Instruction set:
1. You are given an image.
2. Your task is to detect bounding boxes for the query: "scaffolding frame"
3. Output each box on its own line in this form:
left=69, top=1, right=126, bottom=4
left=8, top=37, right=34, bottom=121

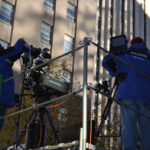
left=2, top=37, right=150, bottom=150
left=2, top=37, right=94, bottom=150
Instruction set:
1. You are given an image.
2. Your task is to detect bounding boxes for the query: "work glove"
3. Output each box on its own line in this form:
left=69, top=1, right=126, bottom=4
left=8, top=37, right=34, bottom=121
left=116, top=72, right=128, bottom=82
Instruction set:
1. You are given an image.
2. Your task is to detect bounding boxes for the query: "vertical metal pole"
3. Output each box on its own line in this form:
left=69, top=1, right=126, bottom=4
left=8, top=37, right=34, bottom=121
left=133, top=0, right=135, bottom=37
left=82, top=37, right=88, bottom=150
left=79, top=128, right=83, bottom=150
left=144, top=0, right=146, bottom=43
left=121, top=0, right=125, bottom=35
left=92, top=0, right=102, bottom=143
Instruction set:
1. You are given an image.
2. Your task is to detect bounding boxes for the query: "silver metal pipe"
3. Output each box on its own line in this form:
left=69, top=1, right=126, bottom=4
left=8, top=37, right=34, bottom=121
left=82, top=37, right=88, bottom=150
left=0, top=88, right=83, bottom=120
left=4, top=45, right=84, bottom=83
left=79, top=128, right=83, bottom=150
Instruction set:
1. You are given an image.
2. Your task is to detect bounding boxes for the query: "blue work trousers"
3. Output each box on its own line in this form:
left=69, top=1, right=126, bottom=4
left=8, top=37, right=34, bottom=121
left=120, top=99, right=150, bottom=150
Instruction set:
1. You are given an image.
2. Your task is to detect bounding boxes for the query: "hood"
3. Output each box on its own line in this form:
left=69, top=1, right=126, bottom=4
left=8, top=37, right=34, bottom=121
left=128, top=43, right=149, bottom=53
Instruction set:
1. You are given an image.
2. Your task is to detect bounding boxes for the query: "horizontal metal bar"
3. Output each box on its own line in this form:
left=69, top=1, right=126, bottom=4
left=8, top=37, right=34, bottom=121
left=0, top=88, right=83, bottom=120
left=4, top=45, right=84, bottom=83
left=90, top=41, right=150, bottom=81
left=88, top=84, right=150, bottom=120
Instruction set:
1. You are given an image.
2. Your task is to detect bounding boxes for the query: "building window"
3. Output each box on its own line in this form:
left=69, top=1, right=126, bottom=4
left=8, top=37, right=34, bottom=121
left=66, top=2, right=76, bottom=23
left=0, top=1, right=14, bottom=24
left=0, top=40, right=8, bottom=49
left=44, top=0, right=54, bottom=10
left=61, top=69, right=71, bottom=83
left=40, top=22, right=52, bottom=45
left=64, top=34, right=74, bottom=53
left=58, top=108, right=68, bottom=121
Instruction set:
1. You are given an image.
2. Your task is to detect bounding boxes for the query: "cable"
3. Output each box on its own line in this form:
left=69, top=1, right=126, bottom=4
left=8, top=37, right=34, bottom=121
left=0, top=88, right=83, bottom=121
left=89, top=90, right=93, bottom=150
left=37, top=95, right=74, bottom=109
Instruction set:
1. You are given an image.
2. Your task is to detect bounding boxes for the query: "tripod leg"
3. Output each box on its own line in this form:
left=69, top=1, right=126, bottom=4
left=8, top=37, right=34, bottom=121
left=96, top=98, right=113, bottom=138
left=13, top=110, right=35, bottom=149
left=45, top=109, right=60, bottom=143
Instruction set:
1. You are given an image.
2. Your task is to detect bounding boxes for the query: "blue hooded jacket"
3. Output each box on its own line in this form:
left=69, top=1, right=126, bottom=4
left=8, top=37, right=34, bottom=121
left=102, top=43, right=150, bottom=105
left=0, top=39, right=25, bottom=107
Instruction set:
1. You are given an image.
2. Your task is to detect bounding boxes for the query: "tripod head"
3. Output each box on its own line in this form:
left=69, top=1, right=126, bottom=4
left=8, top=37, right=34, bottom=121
left=95, top=80, right=111, bottom=96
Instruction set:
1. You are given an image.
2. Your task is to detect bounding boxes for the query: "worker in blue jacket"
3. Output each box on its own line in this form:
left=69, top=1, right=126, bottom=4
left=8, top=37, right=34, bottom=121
left=0, top=39, right=25, bottom=130
left=102, top=37, right=150, bottom=150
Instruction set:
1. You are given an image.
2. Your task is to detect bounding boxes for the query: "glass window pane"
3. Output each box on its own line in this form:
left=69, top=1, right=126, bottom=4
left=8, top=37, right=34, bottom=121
left=47, top=0, right=54, bottom=3
left=67, top=3, right=75, bottom=11
left=64, top=35, right=73, bottom=53
left=0, top=40, right=8, bottom=49
left=40, top=35, right=50, bottom=43
left=2, top=1, right=13, bottom=11
left=41, top=23, right=51, bottom=32
left=0, top=1, right=14, bottom=24
left=66, top=3, right=76, bottom=22
left=41, top=28, right=51, bottom=37
left=65, top=34, right=73, bottom=42
left=44, top=0, right=54, bottom=10
left=40, top=22, right=51, bottom=45
left=1, top=7, right=13, bottom=18
left=0, top=14, right=11, bottom=24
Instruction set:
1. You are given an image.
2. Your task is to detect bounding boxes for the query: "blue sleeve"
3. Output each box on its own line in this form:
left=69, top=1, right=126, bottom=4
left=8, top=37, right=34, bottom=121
left=102, top=55, right=115, bottom=76
left=0, top=39, right=25, bottom=60
left=0, top=59, right=11, bottom=72
left=102, top=55, right=122, bottom=77
left=0, top=39, right=25, bottom=72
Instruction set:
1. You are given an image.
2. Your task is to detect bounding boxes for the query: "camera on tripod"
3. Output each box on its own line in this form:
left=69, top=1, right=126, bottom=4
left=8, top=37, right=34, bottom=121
left=20, top=42, right=69, bottom=104
left=21, top=42, right=51, bottom=67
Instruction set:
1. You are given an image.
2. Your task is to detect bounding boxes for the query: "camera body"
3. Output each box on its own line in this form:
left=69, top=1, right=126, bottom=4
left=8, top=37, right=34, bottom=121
left=21, top=43, right=69, bottom=103
left=24, top=69, right=69, bottom=103
left=21, top=43, right=42, bottom=67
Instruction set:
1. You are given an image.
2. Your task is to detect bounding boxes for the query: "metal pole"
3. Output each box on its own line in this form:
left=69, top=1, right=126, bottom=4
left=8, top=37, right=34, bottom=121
left=3, top=45, right=84, bottom=83
left=121, top=0, right=125, bottom=35
left=79, top=128, right=83, bottom=150
left=82, top=37, right=88, bottom=150
left=133, top=0, right=135, bottom=37
left=92, top=0, right=102, bottom=143
left=144, top=0, right=146, bottom=43
left=0, top=88, right=83, bottom=120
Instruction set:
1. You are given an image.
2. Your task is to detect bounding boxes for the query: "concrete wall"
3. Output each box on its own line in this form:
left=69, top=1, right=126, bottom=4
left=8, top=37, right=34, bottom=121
left=12, top=0, right=44, bottom=47
left=52, top=0, right=76, bottom=58
left=11, top=0, right=57, bottom=93
left=73, top=0, right=97, bottom=89
left=73, top=0, right=150, bottom=90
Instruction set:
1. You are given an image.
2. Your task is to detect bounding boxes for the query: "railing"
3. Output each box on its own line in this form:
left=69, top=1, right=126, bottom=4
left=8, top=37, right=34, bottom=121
left=1, top=37, right=150, bottom=150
